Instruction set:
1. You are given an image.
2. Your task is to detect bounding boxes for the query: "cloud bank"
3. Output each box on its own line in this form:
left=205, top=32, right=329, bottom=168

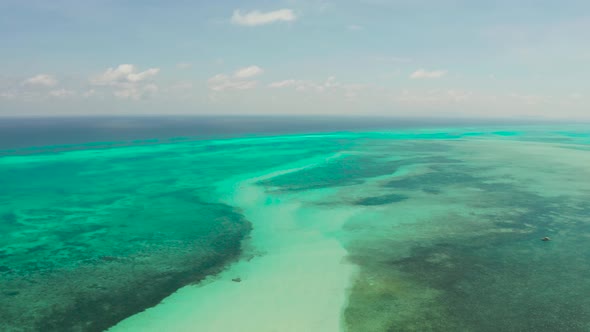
left=231, top=9, right=296, bottom=26
left=91, top=64, right=160, bottom=100
left=234, top=66, right=264, bottom=79
left=208, top=65, right=264, bottom=92
left=410, top=69, right=448, bottom=79
left=23, top=74, right=57, bottom=87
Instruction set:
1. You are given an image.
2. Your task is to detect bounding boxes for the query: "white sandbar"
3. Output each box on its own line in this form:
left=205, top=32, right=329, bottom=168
left=109, top=166, right=357, bottom=332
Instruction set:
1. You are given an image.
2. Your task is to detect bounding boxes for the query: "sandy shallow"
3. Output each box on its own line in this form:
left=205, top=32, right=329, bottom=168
left=110, top=164, right=358, bottom=332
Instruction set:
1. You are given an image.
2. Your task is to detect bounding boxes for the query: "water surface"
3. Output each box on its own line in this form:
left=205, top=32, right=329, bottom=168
left=1, top=119, right=589, bottom=331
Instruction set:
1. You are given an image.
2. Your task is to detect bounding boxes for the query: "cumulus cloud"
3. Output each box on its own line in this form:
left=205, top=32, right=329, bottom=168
left=231, top=9, right=296, bottom=26
left=113, top=84, right=158, bottom=100
left=268, top=80, right=297, bottom=88
left=127, top=68, right=160, bottom=82
left=208, top=75, right=257, bottom=92
left=49, top=89, right=75, bottom=98
left=410, top=69, right=448, bottom=79
left=23, top=74, right=58, bottom=87
left=91, top=64, right=159, bottom=85
left=208, top=65, right=264, bottom=92
left=234, top=65, right=264, bottom=79
left=268, top=77, right=340, bottom=92
left=267, top=76, right=366, bottom=102
left=91, top=64, right=160, bottom=100
left=91, top=64, right=133, bottom=85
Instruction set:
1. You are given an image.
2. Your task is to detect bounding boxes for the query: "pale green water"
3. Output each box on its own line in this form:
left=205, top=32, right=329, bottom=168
left=1, top=126, right=590, bottom=331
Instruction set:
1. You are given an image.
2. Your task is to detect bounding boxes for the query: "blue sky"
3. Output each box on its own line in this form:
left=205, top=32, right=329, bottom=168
left=1, top=0, right=589, bottom=118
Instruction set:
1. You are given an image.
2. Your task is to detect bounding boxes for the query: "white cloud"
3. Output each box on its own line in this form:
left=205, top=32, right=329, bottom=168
left=91, top=64, right=160, bottom=85
left=113, top=84, right=158, bottom=100
left=208, top=65, right=264, bottom=92
left=409, top=69, right=448, bottom=79
left=49, top=89, right=75, bottom=98
left=23, top=74, right=58, bottom=87
left=266, top=76, right=367, bottom=104
left=234, top=65, right=264, bottom=79
left=268, top=77, right=349, bottom=93
left=208, top=74, right=257, bottom=92
left=90, top=64, right=160, bottom=100
left=127, top=68, right=160, bottom=82
left=91, top=64, right=134, bottom=85
left=348, top=25, right=364, bottom=31
left=231, top=9, right=296, bottom=26
left=268, top=80, right=297, bottom=88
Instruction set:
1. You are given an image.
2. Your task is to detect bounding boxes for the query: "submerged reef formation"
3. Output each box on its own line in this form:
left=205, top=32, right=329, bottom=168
left=2, top=127, right=590, bottom=331
left=0, top=198, right=250, bottom=332
left=0, top=135, right=349, bottom=331
left=260, top=135, right=590, bottom=331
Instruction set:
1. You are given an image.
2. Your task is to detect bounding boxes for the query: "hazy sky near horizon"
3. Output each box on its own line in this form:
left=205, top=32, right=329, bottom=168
left=1, top=0, right=589, bottom=118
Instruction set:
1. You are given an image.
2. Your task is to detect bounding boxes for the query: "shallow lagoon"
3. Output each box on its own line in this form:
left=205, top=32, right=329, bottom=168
left=1, top=125, right=589, bottom=331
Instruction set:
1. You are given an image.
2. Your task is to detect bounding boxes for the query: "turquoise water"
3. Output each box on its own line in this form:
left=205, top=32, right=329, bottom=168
left=1, top=125, right=590, bottom=331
